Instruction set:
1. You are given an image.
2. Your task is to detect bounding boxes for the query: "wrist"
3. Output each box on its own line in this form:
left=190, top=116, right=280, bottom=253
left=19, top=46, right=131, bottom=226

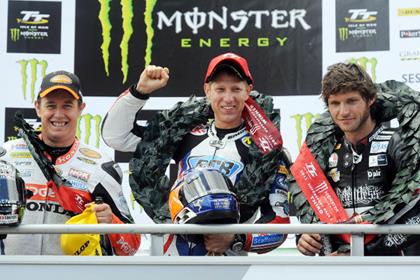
left=230, top=234, right=245, bottom=252
left=130, top=84, right=150, bottom=100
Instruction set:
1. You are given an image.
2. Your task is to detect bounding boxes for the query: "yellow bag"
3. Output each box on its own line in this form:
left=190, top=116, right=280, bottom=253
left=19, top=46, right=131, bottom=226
left=60, top=205, right=102, bottom=256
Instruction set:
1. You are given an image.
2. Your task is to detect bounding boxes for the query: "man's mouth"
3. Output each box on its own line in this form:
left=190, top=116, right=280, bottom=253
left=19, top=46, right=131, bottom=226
left=51, top=121, right=68, bottom=127
left=221, top=105, right=235, bottom=110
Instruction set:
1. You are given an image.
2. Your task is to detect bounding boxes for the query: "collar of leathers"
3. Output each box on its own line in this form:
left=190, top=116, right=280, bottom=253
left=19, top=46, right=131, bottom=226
left=129, top=91, right=284, bottom=223
left=289, top=80, right=420, bottom=224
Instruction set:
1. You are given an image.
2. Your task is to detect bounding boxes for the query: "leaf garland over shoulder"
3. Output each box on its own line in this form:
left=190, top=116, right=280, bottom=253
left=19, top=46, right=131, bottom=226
left=289, top=80, right=420, bottom=224
left=129, top=91, right=285, bottom=223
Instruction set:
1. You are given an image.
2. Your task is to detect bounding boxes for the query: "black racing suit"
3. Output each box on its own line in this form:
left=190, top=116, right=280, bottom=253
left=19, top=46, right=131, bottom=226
left=324, top=124, right=419, bottom=255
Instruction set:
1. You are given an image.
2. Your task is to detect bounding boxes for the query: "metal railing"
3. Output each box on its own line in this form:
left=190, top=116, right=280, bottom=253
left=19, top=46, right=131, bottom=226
left=1, top=223, right=419, bottom=256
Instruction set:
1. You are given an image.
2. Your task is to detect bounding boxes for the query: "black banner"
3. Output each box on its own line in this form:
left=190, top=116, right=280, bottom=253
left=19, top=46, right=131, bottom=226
left=7, top=0, right=61, bottom=54
left=336, top=0, right=389, bottom=52
left=75, top=0, right=322, bottom=97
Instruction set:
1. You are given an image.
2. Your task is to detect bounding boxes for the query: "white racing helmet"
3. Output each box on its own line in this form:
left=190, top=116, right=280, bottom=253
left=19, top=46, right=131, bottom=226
left=0, top=160, right=26, bottom=226
left=169, top=168, right=240, bottom=226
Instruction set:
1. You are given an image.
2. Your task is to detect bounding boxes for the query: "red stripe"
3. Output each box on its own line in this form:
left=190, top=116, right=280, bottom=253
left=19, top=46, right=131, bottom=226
left=163, top=234, right=174, bottom=254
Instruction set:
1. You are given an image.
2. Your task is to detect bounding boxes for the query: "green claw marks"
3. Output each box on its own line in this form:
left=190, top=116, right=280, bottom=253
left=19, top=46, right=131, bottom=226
left=17, top=58, right=48, bottom=102
left=144, top=0, right=157, bottom=67
left=98, top=0, right=112, bottom=77
left=120, top=0, right=134, bottom=83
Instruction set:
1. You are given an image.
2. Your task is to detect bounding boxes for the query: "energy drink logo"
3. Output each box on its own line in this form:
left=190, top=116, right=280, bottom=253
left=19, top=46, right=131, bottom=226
left=347, top=57, right=377, bottom=81
left=76, top=114, right=103, bottom=148
left=97, top=0, right=153, bottom=83
left=291, top=112, right=320, bottom=149
left=17, top=58, right=48, bottom=102
left=7, top=1, right=61, bottom=54
left=338, top=27, right=348, bottom=41
left=158, top=6, right=310, bottom=48
left=10, top=11, right=50, bottom=41
left=10, top=28, right=20, bottom=42
left=336, top=0, right=389, bottom=52
left=338, top=9, right=378, bottom=40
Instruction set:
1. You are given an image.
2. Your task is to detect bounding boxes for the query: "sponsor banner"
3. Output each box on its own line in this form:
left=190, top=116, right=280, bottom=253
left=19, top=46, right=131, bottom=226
left=7, top=0, right=61, bottom=54
left=400, top=29, right=420, bottom=38
left=336, top=0, right=389, bottom=52
left=75, top=0, right=322, bottom=97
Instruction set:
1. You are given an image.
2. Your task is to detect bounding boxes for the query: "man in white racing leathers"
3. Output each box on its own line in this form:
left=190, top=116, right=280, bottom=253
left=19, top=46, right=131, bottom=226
left=0, top=70, right=140, bottom=255
left=102, top=53, right=290, bottom=256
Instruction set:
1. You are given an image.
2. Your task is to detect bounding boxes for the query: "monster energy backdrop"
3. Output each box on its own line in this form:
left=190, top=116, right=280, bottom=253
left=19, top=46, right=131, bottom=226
left=1, top=0, right=420, bottom=254
left=74, top=0, right=322, bottom=97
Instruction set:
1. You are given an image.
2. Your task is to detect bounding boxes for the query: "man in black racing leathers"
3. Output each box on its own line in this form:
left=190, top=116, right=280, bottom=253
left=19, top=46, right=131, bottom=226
left=102, top=53, right=291, bottom=256
left=295, top=63, right=420, bottom=256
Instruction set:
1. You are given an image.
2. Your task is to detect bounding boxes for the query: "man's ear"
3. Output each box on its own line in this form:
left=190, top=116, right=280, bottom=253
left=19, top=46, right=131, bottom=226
left=203, top=83, right=211, bottom=98
left=79, top=102, right=86, bottom=111
left=34, top=100, right=41, bottom=118
left=368, top=95, right=377, bottom=107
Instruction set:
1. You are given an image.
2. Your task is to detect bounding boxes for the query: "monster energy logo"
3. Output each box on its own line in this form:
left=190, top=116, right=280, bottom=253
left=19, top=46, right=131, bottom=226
left=10, top=28, right=20, bottom=41
left=76, top=114, right=102, bottom=148
left=97, top=0, right=156, bottom=83
left=348, top=57, right=377, bottom=81
left=338, top=27, right=348, bottom=41
left=17, top=58, right=48, bottom=102
left=291, top=112, right=320, bottom=149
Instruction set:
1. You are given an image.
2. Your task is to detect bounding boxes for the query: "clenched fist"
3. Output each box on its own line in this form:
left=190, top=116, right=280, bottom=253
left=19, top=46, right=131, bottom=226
left=136, top=65, right=170, bottom=94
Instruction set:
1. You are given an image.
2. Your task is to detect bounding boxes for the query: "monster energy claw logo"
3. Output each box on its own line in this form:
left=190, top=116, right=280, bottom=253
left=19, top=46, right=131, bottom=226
left=10, top=28, right=20, bottom=41
left=291, top=112, right=320, bottom=149
left=338, top=27, right=348, bottom=41
left=348, top=57, right=377, bottom=82
left=17, top=58, right=48, bottom=102
left=97, top=0, right=156, bottom=83
left=76, top=114, right=102, bottom=148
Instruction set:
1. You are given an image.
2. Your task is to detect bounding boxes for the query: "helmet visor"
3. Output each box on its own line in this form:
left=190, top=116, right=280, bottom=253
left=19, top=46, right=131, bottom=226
left=182, top=169, right=234, bottom=203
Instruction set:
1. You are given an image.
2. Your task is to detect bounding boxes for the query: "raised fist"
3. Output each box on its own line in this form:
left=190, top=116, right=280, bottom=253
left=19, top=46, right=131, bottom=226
left=136, top=65, right=170, bottom=94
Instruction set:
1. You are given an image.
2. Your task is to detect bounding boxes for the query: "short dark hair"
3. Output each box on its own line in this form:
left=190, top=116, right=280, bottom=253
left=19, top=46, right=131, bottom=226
left=321, top=63, right=376, bottom=105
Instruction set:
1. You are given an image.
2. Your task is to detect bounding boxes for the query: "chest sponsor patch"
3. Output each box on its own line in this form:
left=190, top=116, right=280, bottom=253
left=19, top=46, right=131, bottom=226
left=328, top=168, right=340, bottom=182
left=187, top=155, right=244, bottom=179
left=79, top=148, right=102, bottom=159
left=68, top=168, right=91, bottom=182
left=370, top=141, right=389, bottom=154
left=241, top=136, right=252, bottom=147
left=328, top=152, right=338, bottom=168
left=367, top=169, right=382, bottom=180
left=369, top=154, right=388, bottom=167
left=77, top=156, right=97, bottom=165
left=190, top=125, right=208, bottom=136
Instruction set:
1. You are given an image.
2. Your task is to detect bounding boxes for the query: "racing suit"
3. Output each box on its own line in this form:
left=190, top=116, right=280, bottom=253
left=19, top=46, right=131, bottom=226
left=323, top=124, right=419, bottom=255
left=102, top=86, right=290, bottom=256
left=0, top=138, right=140, bottom=255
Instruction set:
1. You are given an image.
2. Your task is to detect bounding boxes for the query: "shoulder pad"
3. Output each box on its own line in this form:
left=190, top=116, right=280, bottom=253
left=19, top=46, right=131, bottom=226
left=101, top=161, right=123, bottom=185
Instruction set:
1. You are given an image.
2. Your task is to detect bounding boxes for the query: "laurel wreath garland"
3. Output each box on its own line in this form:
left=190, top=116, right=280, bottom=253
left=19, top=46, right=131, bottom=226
left=129, top=91, right=285, bottom=223
left=289, top=80, right=420, bottom=225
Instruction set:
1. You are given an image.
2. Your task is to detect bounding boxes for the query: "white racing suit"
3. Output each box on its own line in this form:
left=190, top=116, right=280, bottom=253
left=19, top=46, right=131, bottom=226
left=102, top=86, right=290, bottom=256
left=0, top=138, right=140, bottom=255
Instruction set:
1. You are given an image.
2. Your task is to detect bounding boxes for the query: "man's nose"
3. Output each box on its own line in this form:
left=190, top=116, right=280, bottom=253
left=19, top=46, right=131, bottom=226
left=339, top=104, right=350, bottom=116
left=222, top=91, right=234, bottom=101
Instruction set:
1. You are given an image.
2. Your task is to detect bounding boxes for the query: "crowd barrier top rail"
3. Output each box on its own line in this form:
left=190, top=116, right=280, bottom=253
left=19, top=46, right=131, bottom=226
left=1, top=223, right=420, bottom=235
